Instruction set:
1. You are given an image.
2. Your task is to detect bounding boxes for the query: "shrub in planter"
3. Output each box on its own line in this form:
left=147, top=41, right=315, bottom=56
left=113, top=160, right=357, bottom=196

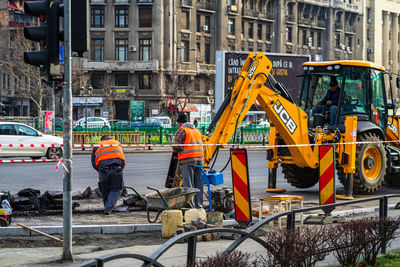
left=260, top=225, right=331, bottom=267
left=193, top=250, right=257, bottom=267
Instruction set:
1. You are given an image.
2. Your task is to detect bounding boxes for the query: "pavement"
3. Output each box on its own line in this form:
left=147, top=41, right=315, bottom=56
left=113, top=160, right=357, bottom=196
left=0, top=204, right=399, bottom=266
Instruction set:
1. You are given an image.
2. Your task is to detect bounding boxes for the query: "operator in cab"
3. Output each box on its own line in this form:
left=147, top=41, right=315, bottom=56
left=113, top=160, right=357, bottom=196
left=312, top=78, right=340, bottom=126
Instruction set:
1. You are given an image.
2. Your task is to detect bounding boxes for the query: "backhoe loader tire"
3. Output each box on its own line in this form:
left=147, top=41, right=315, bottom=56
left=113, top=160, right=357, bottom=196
left=383, top=173, right=400, bottom=187
left=282, top=165, right=319, bottom=188
left=338, top=132, right=386, bottom=193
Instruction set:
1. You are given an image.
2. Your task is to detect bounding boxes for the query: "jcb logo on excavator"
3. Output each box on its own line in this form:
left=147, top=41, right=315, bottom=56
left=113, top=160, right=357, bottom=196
left=388, top=121, right=397, bottom=134
left=273, top=100, right=297, bottom=134
left=247, top=61, right=259, bottom=80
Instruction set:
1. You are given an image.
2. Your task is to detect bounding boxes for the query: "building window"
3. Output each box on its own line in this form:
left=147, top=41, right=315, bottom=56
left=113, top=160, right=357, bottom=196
left=228, top=18, right=235, bottom=35
left=115, top=7, right=128, bottom=28
left=196, top=14, right=201, bottom=32
left=248, top=22, right=253, bottom=38
left=204, top=15, right=210, bottom=32
left=241, top=21, right=244, bottom=36
left=302, top=30, right=307, bottom=46
left=257, top=23, right=262, bottom=39
left=317, top=31, right=322, bottom=47
left=181, top=10, right=190, bottom=30
left=91, top=73, right=104, bottom=89
left=139, top=6, right=152, bottom=27
left=347, top=36, right=352, bottom=49
left=204, top=43, right=210, bottom=64
left=181, top=41, right=189, bottom=62
left=139, top=38, right=152, bottom=61
left=310, top=31, right=314, bottom=47
left=115, top=73, right=128, bottom=86
left=115, top=39, right=128, bottom=61
left=91, top=6, right=104, bottom=28
left=286, top=26, right=292, bottom=42
left=139, top=73, right=151, bottom=89
left=335, top=33, right=340, bottom=48
left=91, top=39, right=104, bottom=61
left=266, top=24, right=271, bottom=41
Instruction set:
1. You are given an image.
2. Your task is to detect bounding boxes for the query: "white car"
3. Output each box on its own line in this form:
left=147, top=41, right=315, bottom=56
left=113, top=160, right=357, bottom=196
left=73, top=117, right=111, bottom=130
left=0, top=122, right=63, bottom=159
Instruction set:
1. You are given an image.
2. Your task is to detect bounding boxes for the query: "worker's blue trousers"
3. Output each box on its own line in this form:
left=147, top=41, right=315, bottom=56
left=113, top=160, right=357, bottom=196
left=98, top=167, right=124, bottom=213
left=180, top=161, right=203, bottom=208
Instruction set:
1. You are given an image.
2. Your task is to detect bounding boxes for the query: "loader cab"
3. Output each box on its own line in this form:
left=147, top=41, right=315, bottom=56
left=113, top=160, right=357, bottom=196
left=300, top=61, right=389, bottom=135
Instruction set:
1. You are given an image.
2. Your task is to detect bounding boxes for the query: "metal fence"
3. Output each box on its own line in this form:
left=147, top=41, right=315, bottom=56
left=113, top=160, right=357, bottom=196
left=75, top=194, right=400, bottom=267
left=49, top=125, right=269, bottom=145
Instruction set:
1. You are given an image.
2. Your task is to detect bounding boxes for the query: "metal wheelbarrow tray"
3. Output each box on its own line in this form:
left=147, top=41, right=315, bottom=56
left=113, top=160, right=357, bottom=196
left=124, top=186, right=199, bottom=223
left=145, top=187, right=200, bottom=210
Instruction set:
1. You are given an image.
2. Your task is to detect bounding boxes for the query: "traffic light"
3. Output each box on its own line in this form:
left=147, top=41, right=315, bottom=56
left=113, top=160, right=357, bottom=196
left=23, top=0, right=62, bottom=66
left=71, top=0, right=88, bottom=57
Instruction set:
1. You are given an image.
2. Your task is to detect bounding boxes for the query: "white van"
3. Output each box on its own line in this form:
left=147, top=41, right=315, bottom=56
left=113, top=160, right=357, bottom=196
left=152, top=116, right=172, bottom=128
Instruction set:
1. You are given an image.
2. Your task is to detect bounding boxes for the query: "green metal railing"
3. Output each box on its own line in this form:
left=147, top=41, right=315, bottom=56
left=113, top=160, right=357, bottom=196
left=44, top=124, right=269, bottom=145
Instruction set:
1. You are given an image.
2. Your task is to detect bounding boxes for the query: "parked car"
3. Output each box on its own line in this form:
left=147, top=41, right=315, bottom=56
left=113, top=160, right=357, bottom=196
left=0, top=122, right=63, bottom=159
left=109, top=120, right=130, bottom=129
left=151, top=116, right=172, bottom=128
left=131, top=117, right=162, bottom=131
left=73, top=117, right=110, bottom=130
left=257, top=120, right=270, bottom=129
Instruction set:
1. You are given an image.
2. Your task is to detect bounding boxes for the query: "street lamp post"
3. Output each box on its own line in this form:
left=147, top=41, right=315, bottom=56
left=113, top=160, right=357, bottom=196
left=81, top=86, right=93, bottom=131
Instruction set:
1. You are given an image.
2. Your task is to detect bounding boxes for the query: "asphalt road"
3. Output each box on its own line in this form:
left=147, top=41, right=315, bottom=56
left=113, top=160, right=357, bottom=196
left=0, top=151, right=398, bottom=202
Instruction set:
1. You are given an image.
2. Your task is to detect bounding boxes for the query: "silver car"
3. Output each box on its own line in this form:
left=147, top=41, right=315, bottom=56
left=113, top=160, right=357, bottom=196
left=0, top=122, right=63, bottom=159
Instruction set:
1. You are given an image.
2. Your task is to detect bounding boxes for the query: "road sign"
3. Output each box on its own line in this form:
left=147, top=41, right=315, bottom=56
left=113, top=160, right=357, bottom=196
left=319, top=145, right=335, bottom=206
left=231, top=148, right=252, bottom=226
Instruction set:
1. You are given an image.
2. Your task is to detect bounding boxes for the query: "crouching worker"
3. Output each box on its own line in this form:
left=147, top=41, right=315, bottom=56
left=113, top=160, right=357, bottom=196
left=92, top=135, right=126, bottom=215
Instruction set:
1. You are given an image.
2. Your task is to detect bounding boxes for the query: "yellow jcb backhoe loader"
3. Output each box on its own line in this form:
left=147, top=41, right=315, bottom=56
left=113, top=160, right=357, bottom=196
left=168, top=52, right=400, bottom=193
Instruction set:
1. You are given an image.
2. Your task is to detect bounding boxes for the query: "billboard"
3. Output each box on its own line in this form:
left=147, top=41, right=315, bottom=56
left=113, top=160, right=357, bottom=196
left=215, top=51, right=310, bottom=110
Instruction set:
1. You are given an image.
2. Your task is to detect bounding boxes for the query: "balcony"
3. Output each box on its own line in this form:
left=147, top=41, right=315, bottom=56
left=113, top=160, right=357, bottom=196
left=110, top=86, right=136, bottom=97
left=90, top=0, right=106, bottom=3
left=286, top=14, right=295, bottom=22
left=137, top=0, right=153, bottom=3
left=114, top=0, right=129, bottom=3
left=300, top=0, right=329, bottom=6
left=332, top=0, right=344, bottom=9
left=345, top=25, right=356, bottom=33
left=242, top=8, right=259, bottom=18
left=298, top=17, right=312, bottom=25
left=181, top=0, right=192, bottom=7
left=196, top=0, right=215, bottom=11
left=345, top=3, right=361, bottom=13
left=335, top=21, right=343, bottom=30
left=259, top=12, right=274, bottom=21
left=196, top=63, right=216, bottom=75
left=82, top=59, right=159, bottom=73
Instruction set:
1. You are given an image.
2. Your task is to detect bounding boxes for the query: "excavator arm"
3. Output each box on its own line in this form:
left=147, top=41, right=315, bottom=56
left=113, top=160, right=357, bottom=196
left=203, top=52, right=319, bottom=168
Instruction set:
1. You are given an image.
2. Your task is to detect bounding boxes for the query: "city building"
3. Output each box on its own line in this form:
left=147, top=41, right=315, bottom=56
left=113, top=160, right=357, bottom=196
left=78, top=0, right=369, bottom=122
left=0, top=0, right=42, bottom=117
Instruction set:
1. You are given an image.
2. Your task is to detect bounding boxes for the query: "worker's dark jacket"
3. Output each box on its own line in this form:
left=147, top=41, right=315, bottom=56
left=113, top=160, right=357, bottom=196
left=91, top=139, right=126, bottom=170
left=320, top=88, right=340, bottom=106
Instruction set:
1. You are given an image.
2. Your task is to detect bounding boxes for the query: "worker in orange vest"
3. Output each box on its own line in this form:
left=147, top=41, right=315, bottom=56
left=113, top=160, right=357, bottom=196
left=173, top=113, right=204, bottom=208
left=91, top=135, right=126, bottom=215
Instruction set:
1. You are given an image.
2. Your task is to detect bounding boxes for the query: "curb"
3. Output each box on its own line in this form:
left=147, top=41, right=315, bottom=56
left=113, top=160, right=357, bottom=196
left=0, top=224, right=162, bottom=237
left=1, top=205, right=394, bottom=236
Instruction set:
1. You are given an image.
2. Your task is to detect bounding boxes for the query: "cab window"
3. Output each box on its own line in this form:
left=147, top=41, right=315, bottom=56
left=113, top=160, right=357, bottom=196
left=371, top=70, right=386, bottom=129
left=340, top=67, right=368, bottom=115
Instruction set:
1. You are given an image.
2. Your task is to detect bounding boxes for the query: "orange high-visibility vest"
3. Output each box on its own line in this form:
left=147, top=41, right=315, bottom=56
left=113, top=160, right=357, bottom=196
left=178, top=127, right=203, bottom=161
left=94, top=139, right=125, bottom=168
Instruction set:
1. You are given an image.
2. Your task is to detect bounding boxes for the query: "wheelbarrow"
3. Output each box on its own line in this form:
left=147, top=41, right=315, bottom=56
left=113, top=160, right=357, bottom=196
left=124, top=186, right=199, bottom=223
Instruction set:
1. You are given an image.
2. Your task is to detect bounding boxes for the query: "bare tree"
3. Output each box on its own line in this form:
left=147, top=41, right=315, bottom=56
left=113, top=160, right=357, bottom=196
left=0, top=28, right=50, bottom=124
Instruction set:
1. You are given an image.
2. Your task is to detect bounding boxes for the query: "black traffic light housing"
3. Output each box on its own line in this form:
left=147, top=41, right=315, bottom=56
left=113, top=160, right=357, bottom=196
left=23, top=0, right=62, bottom=66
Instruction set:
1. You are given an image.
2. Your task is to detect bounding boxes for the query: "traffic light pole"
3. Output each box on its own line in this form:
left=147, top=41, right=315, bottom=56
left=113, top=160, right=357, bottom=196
left=61, top=0, right=73, bottom=262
